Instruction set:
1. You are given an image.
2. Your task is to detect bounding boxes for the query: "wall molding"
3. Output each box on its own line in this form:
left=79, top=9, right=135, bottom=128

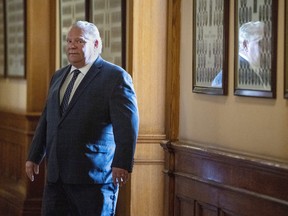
left=137, top=134, right=167, bottom=143
left=161, top=141, right=288, bottom=216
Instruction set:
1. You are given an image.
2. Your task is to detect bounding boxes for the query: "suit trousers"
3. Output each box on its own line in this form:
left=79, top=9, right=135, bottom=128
left=41, top=178, right=119, bottom=216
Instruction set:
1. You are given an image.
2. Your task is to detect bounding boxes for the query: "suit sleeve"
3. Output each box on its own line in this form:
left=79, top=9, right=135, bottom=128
left=27, top=106, right=47, bottom=164
left=110, top=71, right=139, bottom=172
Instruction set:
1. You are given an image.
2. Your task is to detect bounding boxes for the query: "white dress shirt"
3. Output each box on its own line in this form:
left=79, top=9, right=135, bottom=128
left=60, top=64, right=92, bottom=104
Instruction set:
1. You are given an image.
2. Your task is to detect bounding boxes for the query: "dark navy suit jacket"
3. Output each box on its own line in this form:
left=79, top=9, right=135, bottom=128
left=27, top=56, right=139, bottom=184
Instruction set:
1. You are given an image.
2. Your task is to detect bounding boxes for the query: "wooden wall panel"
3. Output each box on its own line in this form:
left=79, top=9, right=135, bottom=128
left=26, top=0, right=56, bottom=112
left=0, top=0, right=168, bottom=215
left=130, top=135, right=165, bottom=216
left=163, top=0, right=181, bottom=214
left=127, top=0, right=168, bottom=215
left=0, top=111, right=43, bottom=216
left=162, top=142, right=288, bottom=216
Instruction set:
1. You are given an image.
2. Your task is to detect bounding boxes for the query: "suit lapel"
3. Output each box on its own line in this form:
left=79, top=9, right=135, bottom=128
left=60, top=57, right=103, bottom=120
left=57, top=66, right=72, bottom=116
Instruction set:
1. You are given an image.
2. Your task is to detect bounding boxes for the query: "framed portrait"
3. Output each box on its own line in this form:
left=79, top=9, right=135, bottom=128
left=0, top=0, right=4, bottom=77
left=59, top=0, right=87, bottom=67
left=5, top=0, right=26, bottom=78
left=234, top=0, right=278, bottom=98
left=88, top=0, right=126, bottom=68
left=192, top=0, right=229, bottom=95
left=59, top=0, right=126, bottom=69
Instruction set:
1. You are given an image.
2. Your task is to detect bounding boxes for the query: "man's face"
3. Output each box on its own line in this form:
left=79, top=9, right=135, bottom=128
left=66, top=27, right=98, bottom=68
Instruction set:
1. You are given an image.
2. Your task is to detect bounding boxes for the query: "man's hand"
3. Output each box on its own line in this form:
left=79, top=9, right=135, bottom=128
left=25, top=161, right=39, bottom=182
left=112, top=167, right=129, bottom=187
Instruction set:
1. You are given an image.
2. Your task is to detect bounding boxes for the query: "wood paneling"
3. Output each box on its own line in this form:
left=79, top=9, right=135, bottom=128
left=131, top=135, right=165, bottom=216
left=126, top=0, right=168, bottom=215
left=116, top=134, right=166, bottom=216
left=165, top=0, right=180, bottom=141
left=0, top=110, right=44, bottom=216
left=162, top=141, right=288, bottom=216
left=0, top=0, right=168, bottom=215
left=0, top=1, right=56, bottom=214
left=26, top=0, right=56, bottom=112
left=163, top=0, right=181, bottom=215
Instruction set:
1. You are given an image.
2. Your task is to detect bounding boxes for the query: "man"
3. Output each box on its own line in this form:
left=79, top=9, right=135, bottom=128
left=25, top=21, right=139, bottom=215
left=212, top=21, right=266, bottom=88
left=238, top=21, right=266, bottom=87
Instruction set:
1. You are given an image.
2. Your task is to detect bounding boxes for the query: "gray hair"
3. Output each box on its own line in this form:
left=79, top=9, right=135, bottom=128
left=70, top=20, right=103, bottom=54
left=239, top=21, right=264, bottom=46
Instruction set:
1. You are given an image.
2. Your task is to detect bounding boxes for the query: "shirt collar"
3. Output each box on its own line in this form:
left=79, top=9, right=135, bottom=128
left=70, top=63, right=93, bottom=76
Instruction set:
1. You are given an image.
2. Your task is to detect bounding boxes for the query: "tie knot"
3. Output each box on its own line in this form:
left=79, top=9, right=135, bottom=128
left=73, top=70, right=81, bottom=77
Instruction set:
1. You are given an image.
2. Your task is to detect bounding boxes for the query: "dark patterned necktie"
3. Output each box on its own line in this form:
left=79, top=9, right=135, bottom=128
left=60, top=70, right=81, bottom=115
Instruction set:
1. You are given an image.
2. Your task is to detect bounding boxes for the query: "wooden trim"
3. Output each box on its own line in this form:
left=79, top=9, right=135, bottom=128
left=137, top=134, right=166, bottom=143
left=116, top=4, right=133, bottom=213
left=161, top=140, right=175, bottom=216
left=161, top=141, right=288, bottom=216
left=165, top=0, right=180, bottom=141
left=0, top=110, right=44, bottom=216
left=126, top=0, right=133, bottom=76
left=163, top=1, right=181, bottom=214
left=26, top=0, right=56, bottom=112
left=134, top=159, right=165, bottom=165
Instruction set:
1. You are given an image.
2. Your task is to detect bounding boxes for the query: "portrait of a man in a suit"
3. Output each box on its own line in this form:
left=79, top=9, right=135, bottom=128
left=212, top=21, right=267, bottom=90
